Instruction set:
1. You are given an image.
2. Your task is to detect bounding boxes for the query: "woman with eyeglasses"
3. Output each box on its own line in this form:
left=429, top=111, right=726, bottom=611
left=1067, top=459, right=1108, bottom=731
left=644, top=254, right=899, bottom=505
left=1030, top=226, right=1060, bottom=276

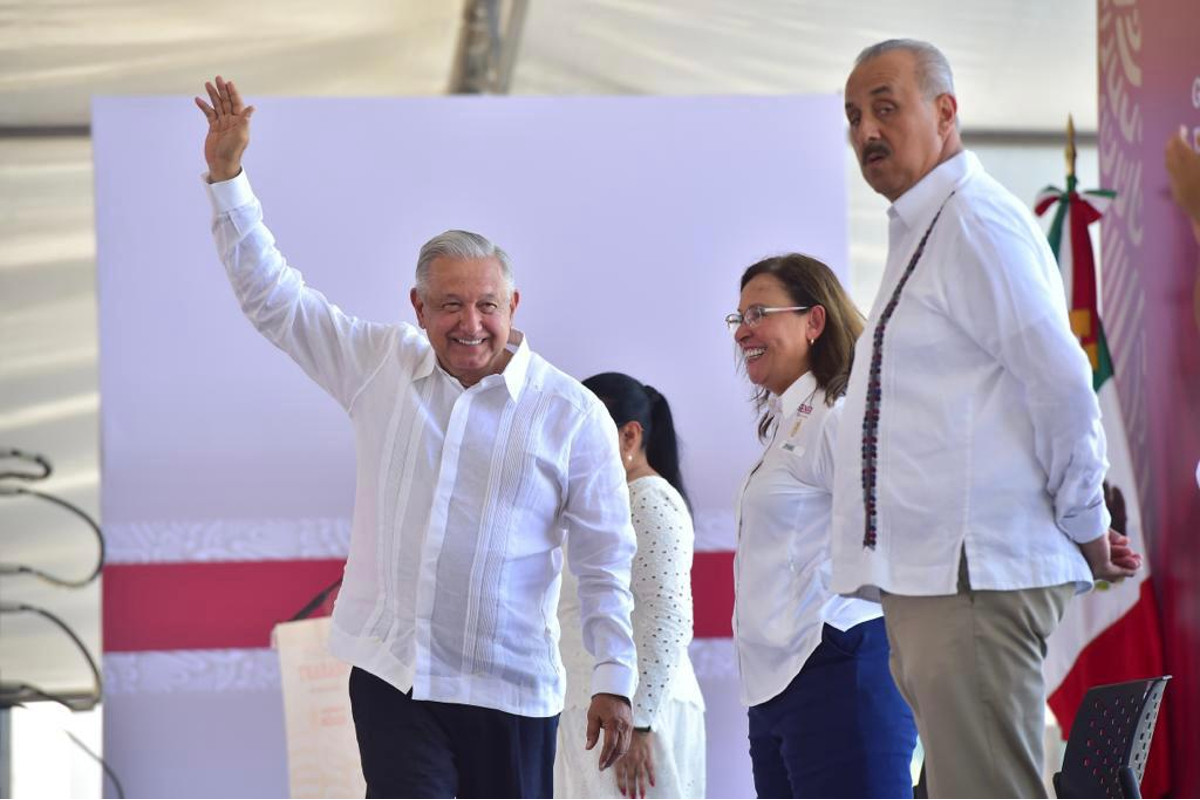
left=728, top=254, right=917, bottom=798
left=554, top=373, right=706, bottom=800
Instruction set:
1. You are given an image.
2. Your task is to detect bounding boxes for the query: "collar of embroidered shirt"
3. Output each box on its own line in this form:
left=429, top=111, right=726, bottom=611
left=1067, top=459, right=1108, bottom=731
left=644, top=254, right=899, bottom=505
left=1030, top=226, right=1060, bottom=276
left=888, top=149, right=979, bottom=231
left=413, top=327, right=531, bottom=402
left=768, top=370, right=819, bottom=417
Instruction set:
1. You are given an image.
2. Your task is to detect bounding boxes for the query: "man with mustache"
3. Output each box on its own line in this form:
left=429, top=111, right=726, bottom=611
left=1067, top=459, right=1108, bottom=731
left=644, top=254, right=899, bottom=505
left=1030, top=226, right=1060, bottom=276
left=194, top=76, right=637, bottom=798
left=830, top=40, right=1142, bottom=797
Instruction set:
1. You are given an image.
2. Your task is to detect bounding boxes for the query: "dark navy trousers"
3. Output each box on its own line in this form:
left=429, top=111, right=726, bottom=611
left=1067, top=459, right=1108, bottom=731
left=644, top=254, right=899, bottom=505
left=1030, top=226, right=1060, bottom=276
left=349, top=667, right=559, bottom=799
left=747, top=618, right=918, bottom=799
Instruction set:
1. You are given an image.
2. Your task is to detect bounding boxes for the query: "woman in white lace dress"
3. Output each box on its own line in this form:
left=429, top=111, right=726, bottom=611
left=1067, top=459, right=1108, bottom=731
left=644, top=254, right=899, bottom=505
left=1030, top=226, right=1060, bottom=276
left=555, top=373, right=706, bottom=799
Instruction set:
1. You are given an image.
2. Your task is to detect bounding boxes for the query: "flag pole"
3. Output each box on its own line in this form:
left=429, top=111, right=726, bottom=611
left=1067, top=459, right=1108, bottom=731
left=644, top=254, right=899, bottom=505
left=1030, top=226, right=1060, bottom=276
left=1066, top=114, right=1077, bottom=180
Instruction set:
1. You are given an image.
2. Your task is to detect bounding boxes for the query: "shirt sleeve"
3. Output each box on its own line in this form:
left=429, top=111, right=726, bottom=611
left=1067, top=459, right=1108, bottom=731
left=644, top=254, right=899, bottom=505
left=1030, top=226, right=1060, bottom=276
left=627, top=481, right=695, bottom=728
left=561, top=402, right=639, bottom=701
left=809, top=398, right=843, bottom=494
left=940, top=202, right=1110, bottom=543
left=206, top=171, right=398, bottom=412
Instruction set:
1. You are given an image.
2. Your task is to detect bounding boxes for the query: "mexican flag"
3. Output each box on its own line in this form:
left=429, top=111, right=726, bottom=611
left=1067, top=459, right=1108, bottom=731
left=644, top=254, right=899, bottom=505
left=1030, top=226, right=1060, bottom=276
left=1036, top=174, right=1170, bottom=796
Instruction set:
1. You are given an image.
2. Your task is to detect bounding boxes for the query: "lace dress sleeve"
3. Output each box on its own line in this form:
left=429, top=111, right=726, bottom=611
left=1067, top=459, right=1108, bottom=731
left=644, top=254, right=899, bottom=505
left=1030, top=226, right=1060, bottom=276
left=628, top=478, right=695, bottom=728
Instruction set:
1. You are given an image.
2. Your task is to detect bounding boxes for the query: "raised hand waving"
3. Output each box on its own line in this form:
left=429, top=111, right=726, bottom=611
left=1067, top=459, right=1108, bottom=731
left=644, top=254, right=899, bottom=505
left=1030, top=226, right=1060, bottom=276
left=194, top=76, right=255, bottom=182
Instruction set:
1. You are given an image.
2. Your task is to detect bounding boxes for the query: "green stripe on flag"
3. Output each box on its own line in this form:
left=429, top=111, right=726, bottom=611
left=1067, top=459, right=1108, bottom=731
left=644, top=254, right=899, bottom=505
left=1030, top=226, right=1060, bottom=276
left=1047, top=195, right=1068, bottom=262
left=1094, top=322, right=1114, bottom=391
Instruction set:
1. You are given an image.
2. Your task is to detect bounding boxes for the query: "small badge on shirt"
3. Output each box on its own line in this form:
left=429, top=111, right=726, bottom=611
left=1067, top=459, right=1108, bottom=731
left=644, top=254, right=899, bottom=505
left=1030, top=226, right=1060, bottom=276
left=781, top=402, right=814, bottom=452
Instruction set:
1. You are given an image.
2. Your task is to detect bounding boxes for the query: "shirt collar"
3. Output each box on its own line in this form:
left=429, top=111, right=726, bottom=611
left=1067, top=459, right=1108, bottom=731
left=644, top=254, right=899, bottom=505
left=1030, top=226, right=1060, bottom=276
left=888, top=150, right=979, bottom=230
left=413, top=327, right=530, bottom=402
left=768, top=371, right=819, bottom=417
left=413, top=340, right=439, bottom=381
left=499, top=329, right=531, bottom=401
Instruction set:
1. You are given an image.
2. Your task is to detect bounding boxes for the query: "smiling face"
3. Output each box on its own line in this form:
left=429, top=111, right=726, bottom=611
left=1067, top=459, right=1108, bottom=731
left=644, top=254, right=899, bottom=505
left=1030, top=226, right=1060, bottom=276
left=736, top=274, right=823, bottom=397
left=844, top=48, right=959, bottom=202
left=410, top=255, right=519, bottom=387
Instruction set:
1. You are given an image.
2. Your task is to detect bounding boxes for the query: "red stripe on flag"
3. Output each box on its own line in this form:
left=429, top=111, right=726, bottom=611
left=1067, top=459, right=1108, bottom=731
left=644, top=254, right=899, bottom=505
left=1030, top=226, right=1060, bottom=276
left=1034, top=194, right=1060, bottom=216
left=102, top=560, right=346, bottom=652
left=102, top=551, right=738, bottom=652
left=1068, top=192, right=1104, bottom=346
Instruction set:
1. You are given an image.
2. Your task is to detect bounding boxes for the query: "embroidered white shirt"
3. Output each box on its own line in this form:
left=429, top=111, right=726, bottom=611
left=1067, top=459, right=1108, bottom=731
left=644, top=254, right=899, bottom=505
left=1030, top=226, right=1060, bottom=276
left=734, top=373, right=880, bottom=707
left=831, top=151, right=1107, bottom=600
left=207, top=172, right=638, bottom=716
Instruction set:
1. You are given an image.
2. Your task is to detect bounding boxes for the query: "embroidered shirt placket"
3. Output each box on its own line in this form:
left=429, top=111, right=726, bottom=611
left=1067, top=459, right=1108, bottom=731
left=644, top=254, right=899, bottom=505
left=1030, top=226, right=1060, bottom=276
left=861, top=192, right=955, bottom=549
left=413, top=383, right=476, bottom=695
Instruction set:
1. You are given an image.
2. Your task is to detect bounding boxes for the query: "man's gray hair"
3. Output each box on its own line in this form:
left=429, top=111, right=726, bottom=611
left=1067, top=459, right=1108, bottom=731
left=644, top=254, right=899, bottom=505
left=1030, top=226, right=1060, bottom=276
left=855, top=38, right=955, bottom=100
left=415, top=229, right=515, bottom=299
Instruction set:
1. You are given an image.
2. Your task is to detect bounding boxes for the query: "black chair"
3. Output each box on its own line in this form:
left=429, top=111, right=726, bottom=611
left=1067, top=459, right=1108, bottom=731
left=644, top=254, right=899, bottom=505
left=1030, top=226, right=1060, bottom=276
left=1053, top=676, right=1170, bottom=799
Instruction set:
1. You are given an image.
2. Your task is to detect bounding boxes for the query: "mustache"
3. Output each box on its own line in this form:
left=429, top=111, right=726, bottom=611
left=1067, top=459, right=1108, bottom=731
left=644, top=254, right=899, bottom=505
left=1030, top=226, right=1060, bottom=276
left=861, top=141, right=891, bottom=164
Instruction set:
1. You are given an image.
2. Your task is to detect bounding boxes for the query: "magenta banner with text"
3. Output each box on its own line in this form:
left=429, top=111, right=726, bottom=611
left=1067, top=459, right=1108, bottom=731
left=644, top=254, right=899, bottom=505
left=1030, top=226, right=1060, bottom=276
left=1099, top=1, right=1200, bottom=794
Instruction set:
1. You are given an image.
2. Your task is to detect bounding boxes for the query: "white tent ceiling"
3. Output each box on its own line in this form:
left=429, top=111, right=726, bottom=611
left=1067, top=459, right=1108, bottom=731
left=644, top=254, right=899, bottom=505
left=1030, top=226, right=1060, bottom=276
left=3, top=0, right=1097, bottom=132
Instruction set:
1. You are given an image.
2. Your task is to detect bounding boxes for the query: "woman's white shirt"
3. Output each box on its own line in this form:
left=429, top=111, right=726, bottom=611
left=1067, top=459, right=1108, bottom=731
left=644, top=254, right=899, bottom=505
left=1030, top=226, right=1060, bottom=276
left=733, top=372, right=881, bottom=707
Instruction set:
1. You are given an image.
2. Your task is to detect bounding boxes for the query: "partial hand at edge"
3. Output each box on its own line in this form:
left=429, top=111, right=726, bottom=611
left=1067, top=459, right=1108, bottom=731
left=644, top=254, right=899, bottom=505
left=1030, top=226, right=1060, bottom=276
left=1165, top=127, right=1200, bottom=244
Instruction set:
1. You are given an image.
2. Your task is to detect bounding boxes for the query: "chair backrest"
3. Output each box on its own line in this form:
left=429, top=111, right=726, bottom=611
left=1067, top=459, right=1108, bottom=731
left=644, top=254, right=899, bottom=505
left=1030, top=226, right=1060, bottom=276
left=1054, top=676, right=1171, bottom=799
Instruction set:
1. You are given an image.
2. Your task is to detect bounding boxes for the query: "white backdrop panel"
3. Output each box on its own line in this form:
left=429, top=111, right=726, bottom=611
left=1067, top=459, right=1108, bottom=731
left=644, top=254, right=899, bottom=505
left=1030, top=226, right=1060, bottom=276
left=93, top=94, right=847, bottom=798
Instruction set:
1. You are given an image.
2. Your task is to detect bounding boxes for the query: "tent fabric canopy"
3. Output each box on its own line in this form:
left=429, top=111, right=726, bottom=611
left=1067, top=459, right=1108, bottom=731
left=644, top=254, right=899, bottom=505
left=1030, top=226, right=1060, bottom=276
left=3, top=0, right=1096, bottom=133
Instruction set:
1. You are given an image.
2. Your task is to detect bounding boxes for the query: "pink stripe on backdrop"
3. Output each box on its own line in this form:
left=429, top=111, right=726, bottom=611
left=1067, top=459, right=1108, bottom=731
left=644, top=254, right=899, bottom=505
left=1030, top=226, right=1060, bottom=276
left=102, top=560, right=346, bottom=652
left=102, top=552, right=737, bottom=652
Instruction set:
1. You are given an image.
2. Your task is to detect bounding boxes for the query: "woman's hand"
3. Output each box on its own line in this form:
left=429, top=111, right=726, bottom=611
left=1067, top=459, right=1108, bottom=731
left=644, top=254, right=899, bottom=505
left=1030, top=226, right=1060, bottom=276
left=615, top=729, right=656, bottom=798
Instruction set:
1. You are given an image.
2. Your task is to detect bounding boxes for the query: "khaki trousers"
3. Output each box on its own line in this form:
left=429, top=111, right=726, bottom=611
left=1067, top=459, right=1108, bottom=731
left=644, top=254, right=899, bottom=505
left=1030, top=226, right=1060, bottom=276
left=880, top=559, right=1074, bottom=799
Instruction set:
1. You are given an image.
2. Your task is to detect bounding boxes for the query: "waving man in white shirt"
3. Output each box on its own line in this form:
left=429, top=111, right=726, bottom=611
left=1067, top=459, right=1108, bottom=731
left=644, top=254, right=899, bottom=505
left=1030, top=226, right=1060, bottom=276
left=195, top=76, right=637, bottom=799
left=832, top=40, right=1142, bottom=798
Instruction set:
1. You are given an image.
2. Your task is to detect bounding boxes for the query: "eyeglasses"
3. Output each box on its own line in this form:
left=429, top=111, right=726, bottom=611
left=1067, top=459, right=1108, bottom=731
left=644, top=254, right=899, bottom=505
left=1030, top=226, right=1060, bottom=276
left=725, top=305, right=810, bottom=333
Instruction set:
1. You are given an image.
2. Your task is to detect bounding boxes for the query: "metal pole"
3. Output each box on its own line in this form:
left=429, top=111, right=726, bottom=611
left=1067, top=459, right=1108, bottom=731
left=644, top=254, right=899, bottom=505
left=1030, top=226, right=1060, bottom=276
left=449, top=0, right=530, bottom=95
left=495, top=0, right=531, bottom=94
left=0, top=705, right=12, bottom=799
left=449, top=0, right=498, bottom=94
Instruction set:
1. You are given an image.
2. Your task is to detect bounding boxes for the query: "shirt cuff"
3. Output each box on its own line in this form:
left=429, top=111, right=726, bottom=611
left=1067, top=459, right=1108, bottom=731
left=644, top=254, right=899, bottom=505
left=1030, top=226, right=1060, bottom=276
left=203, top=169, right=255, bottom=216
left=1059, top=496, right=1111, bottom=544
left=590, top=662, right=637, bottom=702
